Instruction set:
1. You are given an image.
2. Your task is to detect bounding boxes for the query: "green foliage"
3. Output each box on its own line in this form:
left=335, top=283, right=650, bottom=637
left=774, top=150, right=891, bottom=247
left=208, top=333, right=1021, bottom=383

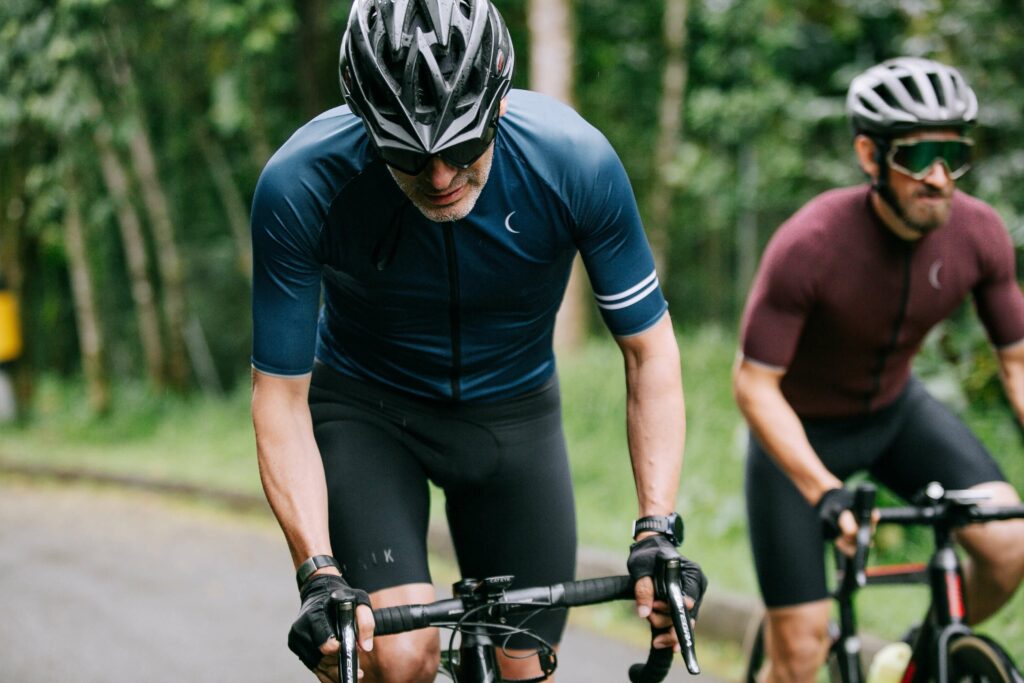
left=3, top=0, right=1024, bottom=401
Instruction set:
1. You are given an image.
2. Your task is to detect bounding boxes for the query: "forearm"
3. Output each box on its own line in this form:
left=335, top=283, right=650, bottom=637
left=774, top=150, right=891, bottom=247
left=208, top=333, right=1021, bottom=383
left=252, top=376, right=334, bottom=570
left=997, top=344, right=1024, bottom=424
left=733, top=361, right=841, bottom=504
left=620, top=317, right=685, bottom=517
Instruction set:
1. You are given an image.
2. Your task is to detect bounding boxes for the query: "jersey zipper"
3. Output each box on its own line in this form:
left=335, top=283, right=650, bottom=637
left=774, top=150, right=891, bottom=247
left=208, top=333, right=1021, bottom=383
left=869, top=246, right=912, bottom=410
left=442, top=223, right=462, bottom=400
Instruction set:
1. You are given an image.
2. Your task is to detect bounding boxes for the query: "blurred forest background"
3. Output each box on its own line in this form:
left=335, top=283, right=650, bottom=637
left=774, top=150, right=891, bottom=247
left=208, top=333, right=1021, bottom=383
left=2, top=0, right=1024, bottom=413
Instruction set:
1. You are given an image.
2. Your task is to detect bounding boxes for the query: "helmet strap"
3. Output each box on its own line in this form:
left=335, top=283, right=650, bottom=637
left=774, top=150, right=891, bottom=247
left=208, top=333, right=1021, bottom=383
left=869, top=136, right=910, bottom=225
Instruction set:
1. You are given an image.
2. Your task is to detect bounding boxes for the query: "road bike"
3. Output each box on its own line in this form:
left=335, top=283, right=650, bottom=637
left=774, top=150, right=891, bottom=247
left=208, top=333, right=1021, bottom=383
left=330, top=554, right=702, bottom=682
left=744, top=482, right=1024, bottom=683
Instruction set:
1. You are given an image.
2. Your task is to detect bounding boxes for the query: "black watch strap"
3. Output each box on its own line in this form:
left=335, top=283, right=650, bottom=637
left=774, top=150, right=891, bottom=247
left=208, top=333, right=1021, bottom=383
left=631, top=512, right=684, bottom=546
left=295, top=554, right=341, bottom=590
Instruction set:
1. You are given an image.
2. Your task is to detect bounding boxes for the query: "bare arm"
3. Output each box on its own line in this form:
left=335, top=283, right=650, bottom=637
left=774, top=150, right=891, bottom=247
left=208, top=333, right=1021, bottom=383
left=997, top=341, right=1024, bottom=424
left=251, top=369, right=338, bottom=574
left=253, top=369, right=376, bottom=672
left=731, top=357, right=841, bottom=505
left=615, top=314, right=685, bottom=518
left=615, top=314, right=691, bottom=640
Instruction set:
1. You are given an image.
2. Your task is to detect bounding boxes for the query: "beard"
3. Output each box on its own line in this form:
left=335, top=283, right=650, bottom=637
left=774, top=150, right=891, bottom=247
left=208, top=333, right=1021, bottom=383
left=896, top=186, right=953, bottom=234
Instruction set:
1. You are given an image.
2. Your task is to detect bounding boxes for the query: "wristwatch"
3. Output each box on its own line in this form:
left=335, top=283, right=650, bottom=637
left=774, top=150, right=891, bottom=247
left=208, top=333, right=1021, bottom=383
left=295, top=554, right=341, bottom=590
left=632, top=512, right=684, bottom=546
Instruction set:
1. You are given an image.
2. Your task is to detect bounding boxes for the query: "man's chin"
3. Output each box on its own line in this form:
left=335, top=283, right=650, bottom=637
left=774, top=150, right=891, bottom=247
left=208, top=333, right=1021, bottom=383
left=902, top=201, right=951, bottom=234
left=411, top=193, right=480, bottom=222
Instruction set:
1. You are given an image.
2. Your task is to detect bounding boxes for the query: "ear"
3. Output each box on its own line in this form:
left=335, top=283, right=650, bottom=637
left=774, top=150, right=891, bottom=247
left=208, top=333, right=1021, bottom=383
left=854, top=135, right=879, bottom=181
left=497, top=97, right=509, bottom=118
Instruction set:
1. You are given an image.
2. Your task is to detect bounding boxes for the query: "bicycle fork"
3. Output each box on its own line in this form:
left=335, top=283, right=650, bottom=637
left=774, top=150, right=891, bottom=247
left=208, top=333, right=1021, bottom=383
left=902, top=528, right=971, bottom=683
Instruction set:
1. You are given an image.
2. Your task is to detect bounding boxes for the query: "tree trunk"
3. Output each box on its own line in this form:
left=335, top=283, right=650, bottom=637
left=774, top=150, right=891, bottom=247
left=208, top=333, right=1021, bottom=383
left=94, top=124, right=166, bottom=388
left=127, top=124, right=191, bottom=391
left=735, top=143, right=759, bottom=320
left=528, top=0, right=587, bottom=352
left=63, top=174, right=111, bottom=414
left=196, top=125, right=253, bottom=280
left=646, top=0, right=690, bottom=278
left=296, top=0, right=333, bottom=118
left=101, top=35, right=191, bottom=392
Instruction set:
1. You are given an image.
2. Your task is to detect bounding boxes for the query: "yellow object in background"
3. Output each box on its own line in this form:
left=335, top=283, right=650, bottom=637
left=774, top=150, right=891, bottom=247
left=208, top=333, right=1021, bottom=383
left=0, top=290, right=23, bottom=362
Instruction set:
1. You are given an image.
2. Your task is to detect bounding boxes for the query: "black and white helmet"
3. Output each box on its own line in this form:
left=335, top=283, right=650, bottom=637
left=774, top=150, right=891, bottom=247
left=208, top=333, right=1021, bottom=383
left=339, top=0, right=515, bottom=156
left=847, top=57, right=978, bottom=137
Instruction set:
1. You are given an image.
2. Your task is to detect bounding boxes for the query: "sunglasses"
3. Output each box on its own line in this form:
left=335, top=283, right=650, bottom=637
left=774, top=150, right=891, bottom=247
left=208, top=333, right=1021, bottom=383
left=886, top=137, right=974, bottom=181
left=378, top=123, right=498, bottom=176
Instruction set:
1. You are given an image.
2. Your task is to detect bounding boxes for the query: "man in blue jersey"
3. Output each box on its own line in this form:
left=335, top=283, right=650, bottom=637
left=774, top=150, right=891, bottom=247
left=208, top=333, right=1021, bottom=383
left=251, top=1, right=705, bottom=681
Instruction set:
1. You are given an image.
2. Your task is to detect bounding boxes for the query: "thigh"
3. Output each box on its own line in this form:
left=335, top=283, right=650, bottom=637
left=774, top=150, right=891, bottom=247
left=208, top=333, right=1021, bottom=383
left=745, top=436, right=830, bottom=608
left=312, top=400, right=433, bottom=593
left=764, top=600, right=832, bottom=665
left=956, top=481, right=1024, bottom=564
left=871, top=382, right=1006, bottom=500
left=444, top=404, right=577, bottom=648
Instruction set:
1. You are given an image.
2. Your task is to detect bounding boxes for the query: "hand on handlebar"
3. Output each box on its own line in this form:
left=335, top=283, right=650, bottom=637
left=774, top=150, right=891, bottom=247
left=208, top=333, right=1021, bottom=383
left=287, top=574, right=374, bottom=682
left=627, top=536, right=708, bottom=643
left=817, top=486, right=879, bottom=558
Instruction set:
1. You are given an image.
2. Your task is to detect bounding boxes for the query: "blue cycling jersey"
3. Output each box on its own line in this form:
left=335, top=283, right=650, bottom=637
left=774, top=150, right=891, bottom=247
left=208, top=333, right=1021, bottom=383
left=251, top=89, right=667, bottom=401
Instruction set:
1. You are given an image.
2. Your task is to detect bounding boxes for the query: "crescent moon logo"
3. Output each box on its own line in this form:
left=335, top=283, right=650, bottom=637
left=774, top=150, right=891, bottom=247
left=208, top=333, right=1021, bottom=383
left=929, top=260, right=943, bottom=290
left=504, top=211, right=519, bottom=234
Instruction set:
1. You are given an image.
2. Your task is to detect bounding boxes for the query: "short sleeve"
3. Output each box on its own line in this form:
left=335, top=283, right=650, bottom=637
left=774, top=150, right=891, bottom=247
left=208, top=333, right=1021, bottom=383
left=571, top=134, right=667, bottom=337
left=250, top=159, right=324, bottom=376
left=740, top=227, right=821, bottom=369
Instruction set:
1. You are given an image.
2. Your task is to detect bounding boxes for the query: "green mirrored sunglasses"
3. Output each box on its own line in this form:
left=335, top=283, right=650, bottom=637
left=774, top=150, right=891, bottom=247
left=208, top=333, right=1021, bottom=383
left=886, top=137, right=974, bottom=180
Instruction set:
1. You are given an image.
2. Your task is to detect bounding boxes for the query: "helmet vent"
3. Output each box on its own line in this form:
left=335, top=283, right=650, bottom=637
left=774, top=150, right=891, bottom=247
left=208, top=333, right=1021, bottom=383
left=415, top=60, right=439, bottom=121
left=927, top=73, right=945, bottom=107
left=897, top=75, right=923, bottom=104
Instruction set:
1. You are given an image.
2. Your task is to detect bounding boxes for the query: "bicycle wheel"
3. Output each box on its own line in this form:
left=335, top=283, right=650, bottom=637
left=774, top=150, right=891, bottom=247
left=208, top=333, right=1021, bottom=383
left=947, top=635, right=1022, bottom=683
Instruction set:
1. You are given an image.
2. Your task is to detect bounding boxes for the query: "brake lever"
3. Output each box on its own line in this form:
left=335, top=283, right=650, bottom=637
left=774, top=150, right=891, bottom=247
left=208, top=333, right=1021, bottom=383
left=329, top=591, right=359, bottom=683
left=657, top=556, right=701, bottom=675
left=851, top=484, right=877, bottom=589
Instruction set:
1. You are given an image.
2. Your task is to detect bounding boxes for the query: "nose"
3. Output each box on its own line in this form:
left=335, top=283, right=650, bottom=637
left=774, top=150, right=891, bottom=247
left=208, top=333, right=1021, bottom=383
left=922, top=159, right=952, bottom=188
left=422, top=156, right=459, bottom=190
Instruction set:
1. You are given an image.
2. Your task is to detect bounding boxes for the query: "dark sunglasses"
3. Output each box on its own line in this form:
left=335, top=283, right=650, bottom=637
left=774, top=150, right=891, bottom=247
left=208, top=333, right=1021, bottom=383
left=886, top=137, right=974, bottom=180
left=378, top=123, right=498, bottom=176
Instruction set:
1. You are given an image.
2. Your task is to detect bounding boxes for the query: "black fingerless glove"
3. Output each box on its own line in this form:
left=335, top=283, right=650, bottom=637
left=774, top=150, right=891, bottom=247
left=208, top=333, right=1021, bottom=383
left=816, top=487, right=856, bottom=540
left=627, top=535, right=709, bottom=618
left=287, top=574, right=371, bottom=671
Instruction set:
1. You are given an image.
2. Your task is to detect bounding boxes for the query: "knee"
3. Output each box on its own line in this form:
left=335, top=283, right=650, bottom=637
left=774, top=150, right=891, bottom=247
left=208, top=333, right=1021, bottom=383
left=965, top=520, right=1024, bottom=592
left=362, top=635, right=440, bottom=683
left=766, top=611, right=831, bottom=683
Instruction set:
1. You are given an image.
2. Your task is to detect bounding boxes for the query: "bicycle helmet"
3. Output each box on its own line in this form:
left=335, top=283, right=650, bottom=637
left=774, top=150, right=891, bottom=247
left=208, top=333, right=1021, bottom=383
left=339, top=0, right=515, bottom=158
left=847, top=57, right=977, bottom=137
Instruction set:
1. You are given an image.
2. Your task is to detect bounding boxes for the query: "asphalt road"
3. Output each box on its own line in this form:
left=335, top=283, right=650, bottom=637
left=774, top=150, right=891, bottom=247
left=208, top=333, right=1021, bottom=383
left=0, top=480, right=715, bottom=683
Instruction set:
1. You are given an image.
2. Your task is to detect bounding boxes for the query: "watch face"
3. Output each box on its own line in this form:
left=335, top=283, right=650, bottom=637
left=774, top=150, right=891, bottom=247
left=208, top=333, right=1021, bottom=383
left=668, top=513, right=684, bottom=545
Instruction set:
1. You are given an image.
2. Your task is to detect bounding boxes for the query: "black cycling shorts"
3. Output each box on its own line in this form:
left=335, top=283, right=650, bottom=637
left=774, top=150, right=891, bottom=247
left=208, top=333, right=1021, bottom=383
left=309, top=362, right=577, bottom=646
left=746, top=377, right=1006, bottom=608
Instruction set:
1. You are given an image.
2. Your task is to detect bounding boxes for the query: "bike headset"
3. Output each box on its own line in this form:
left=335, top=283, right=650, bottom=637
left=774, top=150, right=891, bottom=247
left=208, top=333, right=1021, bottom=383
left=339, top=0, right=516, bottom=176
left=846, top=57, right=978, bottom=225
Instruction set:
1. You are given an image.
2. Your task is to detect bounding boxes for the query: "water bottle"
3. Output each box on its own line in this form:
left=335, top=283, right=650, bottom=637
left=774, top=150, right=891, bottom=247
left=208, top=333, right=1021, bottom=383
left=867, top=642, right=912, bottom=683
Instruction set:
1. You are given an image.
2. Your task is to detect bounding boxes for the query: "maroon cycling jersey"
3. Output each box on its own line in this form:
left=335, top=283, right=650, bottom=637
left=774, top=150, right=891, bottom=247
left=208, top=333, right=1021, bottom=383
left=740, top=185, right=1024, bottom=417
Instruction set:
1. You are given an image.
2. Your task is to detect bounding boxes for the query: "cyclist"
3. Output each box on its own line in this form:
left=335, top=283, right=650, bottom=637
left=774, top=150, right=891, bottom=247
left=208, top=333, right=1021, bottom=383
left=250, top=1, right=706, bottom=681
left=733, top=57, right=1024, bottom=683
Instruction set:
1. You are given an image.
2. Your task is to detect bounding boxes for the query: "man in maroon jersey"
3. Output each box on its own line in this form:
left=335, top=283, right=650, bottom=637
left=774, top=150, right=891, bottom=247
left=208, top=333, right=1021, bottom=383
left=734, top=57, right=1024, bottom=683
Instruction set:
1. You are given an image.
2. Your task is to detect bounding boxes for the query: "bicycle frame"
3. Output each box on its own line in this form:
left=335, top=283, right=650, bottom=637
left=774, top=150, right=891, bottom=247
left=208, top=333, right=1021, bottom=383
left=829, top=483, right=1024, bottom=683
